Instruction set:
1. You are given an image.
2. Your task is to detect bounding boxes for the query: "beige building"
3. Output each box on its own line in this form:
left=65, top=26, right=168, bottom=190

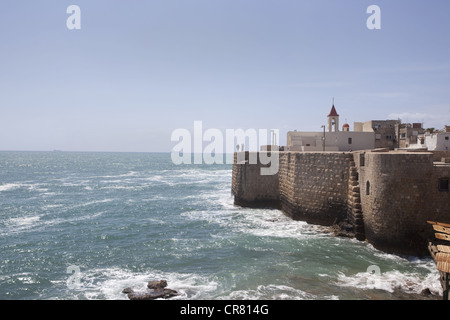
left=353, top=120, right=401, bottom=150
left=397, top=123, right=425, bottom=148
left=287, top=104, right=375, bottom=152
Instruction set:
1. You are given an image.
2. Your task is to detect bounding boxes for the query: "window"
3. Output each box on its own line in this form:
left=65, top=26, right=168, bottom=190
left=348, top=137, right=352, bottom=144
left=366, top=181, right=370, bottom=195
left=445, top=136, right=449, bottom=141
left=360, top=153, right=365, bottom=167
left=439, top=178, right=449, bottom=192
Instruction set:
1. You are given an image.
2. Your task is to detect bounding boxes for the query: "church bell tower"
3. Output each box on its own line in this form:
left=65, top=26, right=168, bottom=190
left=327, top=99, right=339, bottom=132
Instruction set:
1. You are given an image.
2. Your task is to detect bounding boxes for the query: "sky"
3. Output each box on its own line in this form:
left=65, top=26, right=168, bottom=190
left=1, top=0, right=450, bottom=152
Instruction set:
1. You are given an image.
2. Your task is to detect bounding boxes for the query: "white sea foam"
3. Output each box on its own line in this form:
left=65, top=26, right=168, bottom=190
left=334, top=267, right=442, bottom=296
left=0, top=182, right=58, bottom=193
left=1, top=210, right=106, bottom=236
left=75, top=199, right=114, bottom=208
left=61, top=267, right=219, bottom=300
left=97, top=171, right=139, bottom=179
left=41, top=204, right=64, bottom=210
left=16, top=273, right=39, bottom=285
left=221, top=284, right=334, bottom=300
left=0, top=183, right=23, bottom=192
left=7, top=215, right=41, bottom=229
left=233, top=208, right=330, bottom=240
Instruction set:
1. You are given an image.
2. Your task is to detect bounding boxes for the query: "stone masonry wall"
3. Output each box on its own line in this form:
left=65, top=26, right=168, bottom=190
left=232, top=150, right=450, bottom=256
left=233, top=152, right=353, bottom=225
left=359, top=151, right=450, bottom=256
left=278, top=152, right=353, bottom=226
left=232, top=152, right=280, bottom=208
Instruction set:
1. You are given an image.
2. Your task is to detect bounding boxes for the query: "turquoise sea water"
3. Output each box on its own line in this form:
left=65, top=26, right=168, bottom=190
left=0, top=151, right=442, bottom=300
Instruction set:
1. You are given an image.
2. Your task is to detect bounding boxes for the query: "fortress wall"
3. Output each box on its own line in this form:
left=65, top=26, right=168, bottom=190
left=232, top=152, right=353, bottom=226
left=359, top=152, right=440, bottom=255
left=279, top=152, right=353, bottom=226
left=232, top=151, right=450, bottom=256
left=430, top=165, right=450, bottom=221
left=430, top=150, right=450, bottom=162
left=231, top=152, right=280, bottom=208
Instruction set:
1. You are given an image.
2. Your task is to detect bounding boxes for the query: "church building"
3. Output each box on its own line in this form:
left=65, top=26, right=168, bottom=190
left=287, top=102, right=375, bottom=152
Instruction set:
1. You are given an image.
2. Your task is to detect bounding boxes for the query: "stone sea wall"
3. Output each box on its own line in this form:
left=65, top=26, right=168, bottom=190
left=231, top=152, right=280, bottom=208
left=278, top=152, right=352, bottom=226
left=232, top=150, right=450, bottom=256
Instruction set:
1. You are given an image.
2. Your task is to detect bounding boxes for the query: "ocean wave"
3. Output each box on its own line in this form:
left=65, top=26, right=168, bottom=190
left=0, top=182, right=48, bottom=193
left=232, top=208, right=331, bottom=240
left=220, top=284, right=336, bottom=300
left=334, top=267, right=442, bottom=296
left=58, top=267, right=219, bottom=300
left=1, top=211, right=106, bottom=236
left=0, top=183, right=22, bottom=192
left=96, top=171, right=139, bottom=179
left=5, top=215, right=41, bottom=231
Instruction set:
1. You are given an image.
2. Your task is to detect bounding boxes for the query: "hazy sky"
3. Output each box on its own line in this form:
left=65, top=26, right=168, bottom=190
left=1, top=0, right=449, bottom=152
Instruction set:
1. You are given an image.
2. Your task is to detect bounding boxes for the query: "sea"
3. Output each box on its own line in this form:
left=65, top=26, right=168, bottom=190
left=0, top=151, right=443, bottom=300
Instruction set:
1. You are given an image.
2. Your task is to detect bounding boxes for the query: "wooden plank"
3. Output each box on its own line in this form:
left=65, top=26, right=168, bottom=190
left=429, top=242, right=439, bottom=254
left=433, top=224, right=450, bottom=235
left=435, top=233, right=450, bottom=242
left=428, top=220, right=450, bottom=227
left=437, top=261, right=450, bottom=273
left=436, top=252, right=450, bottom=263
left=437, top=245, right=450, bottom=253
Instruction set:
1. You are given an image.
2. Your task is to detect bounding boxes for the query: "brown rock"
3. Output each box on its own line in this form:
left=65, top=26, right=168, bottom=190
left=147, top=280, right=168, bottom=289
left=127, top=288, right=179, bottom=300
left=123, top=280, right=179, bottom=300
left=122, top=287, right=134, bottom=294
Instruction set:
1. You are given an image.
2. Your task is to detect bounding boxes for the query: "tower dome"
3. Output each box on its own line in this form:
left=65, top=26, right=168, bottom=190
left=342, top=123, right=350, bottom=132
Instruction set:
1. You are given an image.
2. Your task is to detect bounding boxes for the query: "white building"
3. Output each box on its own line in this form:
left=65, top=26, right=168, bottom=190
left=287, top=104, right=375, bottom=152
left=423, top=132, right=450, bottom=150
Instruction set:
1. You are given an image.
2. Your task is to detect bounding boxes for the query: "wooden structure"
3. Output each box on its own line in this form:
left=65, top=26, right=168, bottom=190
left=427, top=220, right=450, bottom=300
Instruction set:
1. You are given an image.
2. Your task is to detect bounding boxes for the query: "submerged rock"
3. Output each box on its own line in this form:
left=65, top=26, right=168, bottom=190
left=421, top=288, right=432, bottom=296
left=121, top=287, right=134, bottom=294
left=127, top=288, right=179, bottom=300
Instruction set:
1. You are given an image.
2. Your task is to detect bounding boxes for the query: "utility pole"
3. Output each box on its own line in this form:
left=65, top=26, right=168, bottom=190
left=321, top=125, right=326, bottom=151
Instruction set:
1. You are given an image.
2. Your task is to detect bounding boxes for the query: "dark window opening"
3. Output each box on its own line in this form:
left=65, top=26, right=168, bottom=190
left=360, top=153, right=365, bottom=167
left=348, top=137, right=352, bottom=144
left=439, top=178, right=449, bottom=192
left=366, top=181, right=370, bottom=195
